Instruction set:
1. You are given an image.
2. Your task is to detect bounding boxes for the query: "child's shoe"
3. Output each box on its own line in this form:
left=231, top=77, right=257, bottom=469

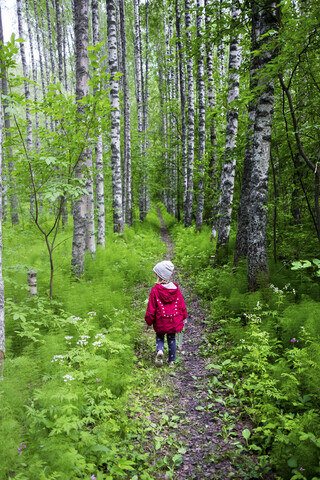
left=168, top=361, right=175, bottom=368
left=155, top=350, right=163, bottom=367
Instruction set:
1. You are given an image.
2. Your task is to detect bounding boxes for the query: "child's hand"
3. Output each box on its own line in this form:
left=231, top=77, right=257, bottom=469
left=145, top=324, right=153, bottom=331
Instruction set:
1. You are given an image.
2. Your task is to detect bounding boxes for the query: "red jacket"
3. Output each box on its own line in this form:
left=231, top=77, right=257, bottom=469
left=145, top=283, right=187, bottom=334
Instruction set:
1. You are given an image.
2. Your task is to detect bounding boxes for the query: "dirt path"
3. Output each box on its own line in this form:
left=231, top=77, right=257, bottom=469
left=155, top=214, right=271, bottom=479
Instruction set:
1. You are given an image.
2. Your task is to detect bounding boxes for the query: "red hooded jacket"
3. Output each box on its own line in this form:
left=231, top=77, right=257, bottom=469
left=145, top=283, right=187, bottom=334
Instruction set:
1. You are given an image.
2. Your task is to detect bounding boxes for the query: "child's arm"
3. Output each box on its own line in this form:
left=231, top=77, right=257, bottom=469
left=145, top=288, right=157, bottom=326
left=179, top=290, right=188, bottom=321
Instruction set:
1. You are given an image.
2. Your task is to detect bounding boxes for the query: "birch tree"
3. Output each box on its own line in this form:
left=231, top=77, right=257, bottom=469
left=205, top=0, right=218, bottom=238
left=119, top=0, right=132, bottom=226
left=25, top=0, right=39, bottom=152
left=71, top=0, right=90, bottom=275
left=234, top=3, right=261, bottom=265
left=55, top=0, right=64, bottom=84
left=0, top=9, right=19, bottom=225
left=175, top=0, right=187, bottom=213
left=0, top=68, right=5, bottom=368
left=106, top=0, right=124, bottom=232
left=46, top=0, right=56, bottom=83
left=216, top=0, right=242, bottom=256
left=247, top=0, right=278, bottom=290
left=92, top=0, right=105, bottom=246
left=195, top=0, right=206, bottom=230
left=184, top=0, right=195, bottom=227
left=133, top=0, right=145, bottom=221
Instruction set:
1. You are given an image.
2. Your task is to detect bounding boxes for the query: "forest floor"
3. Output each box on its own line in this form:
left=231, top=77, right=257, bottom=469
left=133, top=214, right=276, bottom=479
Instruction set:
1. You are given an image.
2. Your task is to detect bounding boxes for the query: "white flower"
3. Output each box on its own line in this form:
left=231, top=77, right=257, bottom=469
left=95, top=333, right=105, bottom=339
left=65, top=336, right=73, bottom=341
left=87, top=311, right=97, bottom=316
left=68, top=315, right=82, bottom=324
left=240, top=339, right=245, bottom=343
left=51, top=355, right=64, bottom=363
left=92, top=341, right=103, bottom=347
left=63, top=374, right=75, bottom=382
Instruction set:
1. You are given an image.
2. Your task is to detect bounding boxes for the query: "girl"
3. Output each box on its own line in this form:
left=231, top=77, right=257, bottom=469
left=145, top=260, right=187, bottom=367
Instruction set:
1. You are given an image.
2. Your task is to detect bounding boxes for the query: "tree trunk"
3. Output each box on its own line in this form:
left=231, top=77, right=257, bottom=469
left=234, top=4, right=261, bottom=265
left=38, top=0, right=51, bottom=90
left=71, top=0, right=90, bottom=276
left=32, top=0, right=47, bottom=102
left=205, top=0, right=218, bottom=237
left=17, top=0, right=34, bottom=212
left=133, top=0, right=145, bottom=221
left=0, top=73, right=5, bottom=367
left=55, top=0, right=64, bottom=84
left=184, top=0, right=195, bottom=227
left=0, top=8, right=19, bottom=225
left=85, top=149, right=96, bottom=254
left=247, top=0, right=278, bottom=291
left=175, top=0, right=187, bottom=216
left=217, top=0, right=225, bottom=92
left=106, top=0, right=124, bottom=232
left=25, top=0, right=39, bottom=152
left=46, top=0, right=56, bottom=83
left=195, top=0, right=206, bottom=231
left=61, top=3, right=69, bottom=91
left=92, top=0, right=105, bottom=246
left=216, top=0, right=242, bottom=257
left=119, top=0, right=132, bottom=226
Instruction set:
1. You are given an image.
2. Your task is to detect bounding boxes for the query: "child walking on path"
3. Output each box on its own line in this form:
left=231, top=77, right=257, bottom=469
left=145, top=261, right=188, bottom=367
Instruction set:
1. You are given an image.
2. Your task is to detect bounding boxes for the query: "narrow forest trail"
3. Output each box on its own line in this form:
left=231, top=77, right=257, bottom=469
left=145, top=214, right=274, bottom=480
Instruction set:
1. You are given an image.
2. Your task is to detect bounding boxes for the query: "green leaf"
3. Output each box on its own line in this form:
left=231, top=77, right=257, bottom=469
left=288, top=456, right=298, bottom=468
left=205, top=364, right=222, bottom=370
left=242, top=429, right=251, bottom=441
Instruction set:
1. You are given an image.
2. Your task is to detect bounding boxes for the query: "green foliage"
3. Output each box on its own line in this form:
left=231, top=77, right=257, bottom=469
left=0, top=209, right=166, bottom=480
left=171, top=219, right=320, bottom=480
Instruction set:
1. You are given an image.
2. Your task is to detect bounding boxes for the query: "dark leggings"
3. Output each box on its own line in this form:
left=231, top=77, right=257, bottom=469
left=156, top=333, right=176, bottom=362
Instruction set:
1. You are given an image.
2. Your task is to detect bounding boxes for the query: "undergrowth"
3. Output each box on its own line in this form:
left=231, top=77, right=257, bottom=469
left=0, top=208, right=169, bottom=480
left=160, top=205, right=320, bottom=480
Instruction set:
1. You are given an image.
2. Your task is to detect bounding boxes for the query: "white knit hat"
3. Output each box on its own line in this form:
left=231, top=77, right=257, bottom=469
left=153, top=261, right=174, bottom=281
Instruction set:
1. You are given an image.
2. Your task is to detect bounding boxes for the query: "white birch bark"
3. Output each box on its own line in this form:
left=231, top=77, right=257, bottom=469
left=119, top=0, right=132, bottom=226
left=85, top=149, right=96, bottom=254
left=106, top=0, right=124, bottom=232
left=234, top=4, right=261, bottom=264
left=38, top=0, right=51, bottom=90
left=0, top=81, right=5, bottom=366
left=61, top=3, right=69, bottom=91
left=247, top=0, right=277, bottom=290
left=156, top=45, right=168, bottom=208
left=25, top=0, right=39, bottom=152
left=17, top=0, right=34, bottom=212
left=55, top=0, right=64, bottom=84
left=216, top=0, right=242, bottom=252
left=71, top=0, right=90, bottom=276
left=46, top=0, right=56, bottom=83
left=175, top=0, right=187, bottom=215
left=217, top=0, right=225, bottom=91
left=32, top=0, right=46, bottom=102
left=168, top=2, right=176, bottom=216
left=205, top=0, right=218, bottom=238
left=184, top=0, right=195, bottom=227
left=92, top=0, right=105, bottom=246
left=144, top=0, right=150, bottom=215
left=133, top=0, right=145, bottom=221
left=195, top=0, right=206, bottom=230
left=0, top=9, right=19, bottom=225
